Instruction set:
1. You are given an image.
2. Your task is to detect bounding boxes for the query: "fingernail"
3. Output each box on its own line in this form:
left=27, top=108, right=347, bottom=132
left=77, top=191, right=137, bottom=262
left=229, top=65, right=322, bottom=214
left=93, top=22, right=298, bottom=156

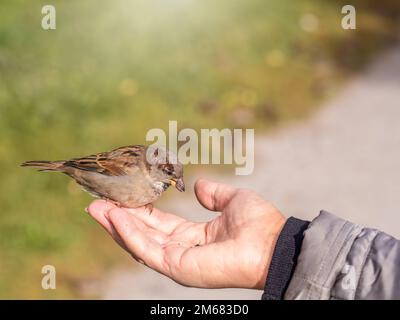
left=84, top=207, right=89, bottom=213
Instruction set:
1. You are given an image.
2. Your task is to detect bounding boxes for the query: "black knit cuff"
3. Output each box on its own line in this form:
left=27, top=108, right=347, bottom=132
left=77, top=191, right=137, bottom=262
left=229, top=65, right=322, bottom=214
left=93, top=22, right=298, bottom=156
left=261, top=217, right=309, bottom=300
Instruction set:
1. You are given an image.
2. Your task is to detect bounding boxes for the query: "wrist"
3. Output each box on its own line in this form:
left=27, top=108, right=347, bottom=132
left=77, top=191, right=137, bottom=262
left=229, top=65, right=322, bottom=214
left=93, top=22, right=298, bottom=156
left=261, top=217, right=310, bottom=299
left=254, top=211, right=286, bottom=290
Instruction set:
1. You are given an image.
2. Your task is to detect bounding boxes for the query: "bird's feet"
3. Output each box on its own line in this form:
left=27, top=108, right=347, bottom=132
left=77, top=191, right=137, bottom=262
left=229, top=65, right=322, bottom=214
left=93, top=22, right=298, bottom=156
left=104, top=198, right=121, bottom=208
left=145, top=203, right=153, bottom=215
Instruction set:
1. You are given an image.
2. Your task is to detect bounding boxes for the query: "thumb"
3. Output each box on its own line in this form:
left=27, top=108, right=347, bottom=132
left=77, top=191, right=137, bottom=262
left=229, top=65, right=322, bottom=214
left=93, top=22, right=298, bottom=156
left=194, top=179, right=237, bottom=212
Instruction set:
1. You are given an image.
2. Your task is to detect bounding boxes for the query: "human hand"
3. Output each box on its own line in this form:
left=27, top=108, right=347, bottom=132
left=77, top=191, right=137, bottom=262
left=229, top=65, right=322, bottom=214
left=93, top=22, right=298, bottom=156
left=88, top=179, right=286, bottom=289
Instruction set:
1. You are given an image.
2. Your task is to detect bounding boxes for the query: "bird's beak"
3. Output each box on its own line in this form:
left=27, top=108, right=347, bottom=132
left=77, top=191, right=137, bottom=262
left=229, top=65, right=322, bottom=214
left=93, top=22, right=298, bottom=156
left=170, top=178, right=185, bottom=192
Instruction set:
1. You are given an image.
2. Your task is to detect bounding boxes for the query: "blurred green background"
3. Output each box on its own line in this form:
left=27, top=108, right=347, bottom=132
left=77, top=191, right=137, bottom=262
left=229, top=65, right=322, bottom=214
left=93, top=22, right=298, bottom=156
left=0, top=0, right=399, bottom=298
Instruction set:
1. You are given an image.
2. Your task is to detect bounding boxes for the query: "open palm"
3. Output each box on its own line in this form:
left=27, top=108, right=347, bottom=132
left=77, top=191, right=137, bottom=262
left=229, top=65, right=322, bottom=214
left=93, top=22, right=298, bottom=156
left=88, top=179, right=285, bottom=289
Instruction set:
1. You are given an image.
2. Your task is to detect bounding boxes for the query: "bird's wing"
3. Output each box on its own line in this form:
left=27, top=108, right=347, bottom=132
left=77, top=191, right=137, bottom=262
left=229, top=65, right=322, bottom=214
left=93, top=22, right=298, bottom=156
left=64, top=145, right=146, bottom=176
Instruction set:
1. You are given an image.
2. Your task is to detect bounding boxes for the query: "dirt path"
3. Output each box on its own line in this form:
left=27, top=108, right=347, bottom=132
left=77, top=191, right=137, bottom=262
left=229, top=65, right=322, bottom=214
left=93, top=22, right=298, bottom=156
left=100, top=45, right=400, bottom=299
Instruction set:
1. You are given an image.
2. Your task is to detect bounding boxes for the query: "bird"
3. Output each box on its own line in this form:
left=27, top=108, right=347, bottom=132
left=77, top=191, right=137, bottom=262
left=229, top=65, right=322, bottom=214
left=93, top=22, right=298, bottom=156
left=21, top=145, right=185, bottom=209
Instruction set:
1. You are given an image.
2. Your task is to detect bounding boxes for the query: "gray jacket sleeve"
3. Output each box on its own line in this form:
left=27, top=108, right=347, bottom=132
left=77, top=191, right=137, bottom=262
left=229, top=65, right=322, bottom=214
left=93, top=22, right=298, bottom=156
left=284, top=211, right=400, bottom=300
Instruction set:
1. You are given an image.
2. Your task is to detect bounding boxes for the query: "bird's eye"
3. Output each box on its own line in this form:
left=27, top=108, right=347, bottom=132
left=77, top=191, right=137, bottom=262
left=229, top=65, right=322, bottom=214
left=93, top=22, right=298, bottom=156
left=163, top=167, right=174, bottom=175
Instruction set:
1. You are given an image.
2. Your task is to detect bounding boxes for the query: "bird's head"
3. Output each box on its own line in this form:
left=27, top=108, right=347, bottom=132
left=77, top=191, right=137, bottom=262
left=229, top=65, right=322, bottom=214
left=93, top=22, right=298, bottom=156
left=146, top=145, right=185, bottom=192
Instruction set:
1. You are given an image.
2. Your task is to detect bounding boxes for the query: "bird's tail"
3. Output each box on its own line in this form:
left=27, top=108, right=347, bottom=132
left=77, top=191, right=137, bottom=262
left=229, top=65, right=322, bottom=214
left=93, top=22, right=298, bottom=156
left=20, top=160, right=65, bottom=172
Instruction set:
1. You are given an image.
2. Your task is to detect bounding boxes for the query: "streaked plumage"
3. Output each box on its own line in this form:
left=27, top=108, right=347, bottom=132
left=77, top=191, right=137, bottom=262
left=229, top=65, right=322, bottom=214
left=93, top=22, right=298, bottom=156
left=21, top=145, right=185, bottom=208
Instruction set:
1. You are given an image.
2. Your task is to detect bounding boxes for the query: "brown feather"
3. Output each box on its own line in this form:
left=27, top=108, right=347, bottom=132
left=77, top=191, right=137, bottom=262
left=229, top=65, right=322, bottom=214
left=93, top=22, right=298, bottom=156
left=20, top=160, right=65, bottom=171
left=21, top=144, right=184, bottom=208
left=63, top=145, right=146, bottom=176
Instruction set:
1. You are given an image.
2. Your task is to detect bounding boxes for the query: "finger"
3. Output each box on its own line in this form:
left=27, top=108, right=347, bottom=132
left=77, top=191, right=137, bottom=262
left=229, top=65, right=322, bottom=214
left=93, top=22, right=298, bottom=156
left=87, top=199, right=117, bottom=234
left=194, top=179, right=237, bottom=212
left=122, top=210, right=168, bottom=244
left=124, top=206, right=209, bottom=246
left=107, top=220, right=130, bottom=251
left=87, top=200, right=129, bottom=250
left=108, top=208, right=168, bottom=274
left=102, top=207, right=169, bottom=253
left=123, top=206, right=187, bottom=235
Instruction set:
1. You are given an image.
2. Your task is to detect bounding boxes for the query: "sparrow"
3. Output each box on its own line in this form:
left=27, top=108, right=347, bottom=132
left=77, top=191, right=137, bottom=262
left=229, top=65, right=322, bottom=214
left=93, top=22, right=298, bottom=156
left=21, top=145, right=185, bottom=208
